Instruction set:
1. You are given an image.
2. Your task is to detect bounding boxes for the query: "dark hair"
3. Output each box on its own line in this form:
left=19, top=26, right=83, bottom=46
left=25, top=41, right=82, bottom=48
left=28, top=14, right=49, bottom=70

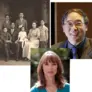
left=19, top=12, right=24, bottom=15
left=62, top=9, right=89, bottom=25
left=40, top=20, right=44, bottom=22
left=37, top=51, right=65, bottom=88
left=3, top=27, right=7, bottom=29
left=5, top=14, right=9, bottom=17
left=32, top=20, right=37, bottom=24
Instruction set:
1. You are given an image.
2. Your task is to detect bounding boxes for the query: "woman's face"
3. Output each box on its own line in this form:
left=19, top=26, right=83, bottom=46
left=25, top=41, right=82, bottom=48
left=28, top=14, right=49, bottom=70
left=32, top=22, right=36, bottom=29
left=42, top=61, right=57, bottom=78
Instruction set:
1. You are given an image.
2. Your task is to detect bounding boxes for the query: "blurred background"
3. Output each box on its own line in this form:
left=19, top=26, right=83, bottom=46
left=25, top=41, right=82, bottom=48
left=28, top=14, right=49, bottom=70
left=31, top=48, right=70, bottom=87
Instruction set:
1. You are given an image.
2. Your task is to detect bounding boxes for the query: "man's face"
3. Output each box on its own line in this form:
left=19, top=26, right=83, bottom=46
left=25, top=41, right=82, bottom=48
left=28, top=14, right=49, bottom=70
left=41, top=20, right=45, bottom=26
left=11, top=23, right=15, bottom=28
left=19, top=13, right=24, bottom=18
left=5, top=16, right=9, bottom=21
left=62, top=12, right=88, bottom=45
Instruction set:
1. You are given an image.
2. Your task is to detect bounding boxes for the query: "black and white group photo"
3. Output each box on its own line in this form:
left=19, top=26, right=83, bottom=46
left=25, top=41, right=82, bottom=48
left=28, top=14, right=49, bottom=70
left=0, top=0, right=49, bottom=65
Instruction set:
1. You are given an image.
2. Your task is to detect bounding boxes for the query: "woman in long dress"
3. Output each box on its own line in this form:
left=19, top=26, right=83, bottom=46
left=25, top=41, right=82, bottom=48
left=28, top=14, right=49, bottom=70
left=23, top=21, right=40, bottom=60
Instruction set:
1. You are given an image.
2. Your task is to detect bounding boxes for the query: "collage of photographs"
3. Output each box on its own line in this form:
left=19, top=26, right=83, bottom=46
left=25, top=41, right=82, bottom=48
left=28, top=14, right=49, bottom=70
left=0, top=0, right=92, bottom=92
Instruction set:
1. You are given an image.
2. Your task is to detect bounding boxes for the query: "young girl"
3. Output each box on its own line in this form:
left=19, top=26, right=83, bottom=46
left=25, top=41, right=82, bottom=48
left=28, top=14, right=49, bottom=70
left=15, top=26, right=27, bottom=60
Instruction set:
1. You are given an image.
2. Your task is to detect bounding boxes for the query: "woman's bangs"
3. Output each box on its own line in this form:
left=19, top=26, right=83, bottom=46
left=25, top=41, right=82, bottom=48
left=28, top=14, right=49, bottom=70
left=43, top=55, right=58, bottom=64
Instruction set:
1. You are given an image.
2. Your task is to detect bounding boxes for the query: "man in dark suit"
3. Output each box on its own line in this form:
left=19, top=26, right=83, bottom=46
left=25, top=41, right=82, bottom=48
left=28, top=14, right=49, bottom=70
left=15, top=12, right=28, bottom=33
left=2, top=14, right=11, bottom=31
left=9, top=22, right=18, bottom=59
left=52, top=9, right=92, bottom=59
left=0, top=27, right=11, bottom=61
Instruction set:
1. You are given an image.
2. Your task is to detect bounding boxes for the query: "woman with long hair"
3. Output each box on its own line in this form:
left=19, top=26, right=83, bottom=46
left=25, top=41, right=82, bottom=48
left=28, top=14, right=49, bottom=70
left=31, top=50, right=70, bottom=92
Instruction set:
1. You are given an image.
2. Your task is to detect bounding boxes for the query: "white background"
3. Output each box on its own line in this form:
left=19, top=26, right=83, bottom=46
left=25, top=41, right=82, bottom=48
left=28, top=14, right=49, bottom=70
left=70, top=59, right=92, bottom=92
left=0, top=65, right=30, bottom=92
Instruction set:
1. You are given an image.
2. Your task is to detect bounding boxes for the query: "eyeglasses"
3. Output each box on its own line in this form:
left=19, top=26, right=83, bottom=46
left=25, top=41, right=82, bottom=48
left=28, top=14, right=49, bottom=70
left=64, top=20, right=84, bottom=28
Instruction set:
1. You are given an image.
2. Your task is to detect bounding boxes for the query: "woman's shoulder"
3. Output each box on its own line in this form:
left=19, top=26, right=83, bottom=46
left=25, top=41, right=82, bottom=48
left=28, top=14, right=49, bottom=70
left=64, top=83, right=70, bottom=89
left=30, top=82, right=42, bottom=92
left=30, top=85, right=39, bottom=92
left=58, top=83, right=70, bottom=92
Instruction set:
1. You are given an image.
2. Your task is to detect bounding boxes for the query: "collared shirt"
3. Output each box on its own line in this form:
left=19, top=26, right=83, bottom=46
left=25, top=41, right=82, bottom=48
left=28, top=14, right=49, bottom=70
left=39, top=25, right=48, bottom=41
left=68, top=38, right=86, bottom=58
left=10, top=29, right=15, bottom=34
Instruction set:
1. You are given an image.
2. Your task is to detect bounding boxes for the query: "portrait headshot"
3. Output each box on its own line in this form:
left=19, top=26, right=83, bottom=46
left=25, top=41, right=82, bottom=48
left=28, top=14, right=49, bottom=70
left=51, top=2, right=92, bottom=59
left=31, top=48, right=70, bottom=92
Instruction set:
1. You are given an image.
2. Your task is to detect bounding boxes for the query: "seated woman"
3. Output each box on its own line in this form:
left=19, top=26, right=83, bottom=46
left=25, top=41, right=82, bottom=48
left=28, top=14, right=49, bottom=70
left=31, top=51, right=70, bottom=92
left=15, top=26, right=27, bottom=61
left=22, top=21, right=40, bottom=60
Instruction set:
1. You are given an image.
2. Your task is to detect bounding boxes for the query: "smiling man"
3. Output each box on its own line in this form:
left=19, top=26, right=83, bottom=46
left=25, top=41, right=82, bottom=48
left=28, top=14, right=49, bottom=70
left=52, top=9, right=92, bottom=59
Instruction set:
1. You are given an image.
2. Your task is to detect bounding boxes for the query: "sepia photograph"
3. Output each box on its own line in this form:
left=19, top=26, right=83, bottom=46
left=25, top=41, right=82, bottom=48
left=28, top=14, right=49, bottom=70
left=0, top=0, right=49, bottom=65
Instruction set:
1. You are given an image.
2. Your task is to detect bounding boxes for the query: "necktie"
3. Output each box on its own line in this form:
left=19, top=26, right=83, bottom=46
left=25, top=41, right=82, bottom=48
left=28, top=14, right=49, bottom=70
left=72, top=47, right=78, bottom=59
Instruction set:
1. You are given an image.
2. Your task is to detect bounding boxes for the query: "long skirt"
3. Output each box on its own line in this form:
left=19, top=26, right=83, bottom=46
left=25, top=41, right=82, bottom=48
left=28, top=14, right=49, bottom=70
left=22, top=40, right=39, bottom=60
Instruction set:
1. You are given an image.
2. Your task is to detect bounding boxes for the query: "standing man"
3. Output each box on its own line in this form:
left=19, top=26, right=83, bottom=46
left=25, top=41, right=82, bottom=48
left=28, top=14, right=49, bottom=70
left=52, top=9, right=92, bottom=59
left=2, top=14, right=11, bottom=31
left=16, top=12, right=28, bottom=33
left=39, top=20, right=48, bottom=48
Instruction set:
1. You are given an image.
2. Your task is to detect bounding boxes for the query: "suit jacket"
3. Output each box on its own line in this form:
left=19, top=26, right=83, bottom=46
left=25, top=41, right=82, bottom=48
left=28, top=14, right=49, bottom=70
left=15, top=18, right=27, bottom=31
left=9, top=28, right=18, bottom=42
left=2, top=20, right=11, bottom=30
left=0, top=32, right=11, bottom=43
left=52, top=38, right=92, bottom=59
